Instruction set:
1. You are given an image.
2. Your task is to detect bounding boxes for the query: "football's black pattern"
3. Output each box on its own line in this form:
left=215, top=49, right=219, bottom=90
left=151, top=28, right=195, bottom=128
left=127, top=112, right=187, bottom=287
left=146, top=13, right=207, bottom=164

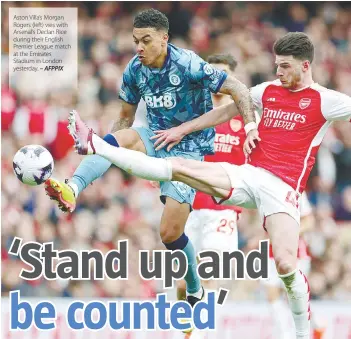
left=33, top=146, right=46, bottom=157
left=13, top=162, right=24, bottom=182
left=33, top=163, right=53, bottom=185
left=20, top=146, right=29, bottom=154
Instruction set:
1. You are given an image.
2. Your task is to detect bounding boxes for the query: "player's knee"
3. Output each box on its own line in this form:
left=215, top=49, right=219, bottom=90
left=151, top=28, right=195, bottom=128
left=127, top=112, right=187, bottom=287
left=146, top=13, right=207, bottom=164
left=160, top=222, right=184, bottom=243
left=160, top=227, right=181, bottom=243
left=275, top=252, right=297, bottom=275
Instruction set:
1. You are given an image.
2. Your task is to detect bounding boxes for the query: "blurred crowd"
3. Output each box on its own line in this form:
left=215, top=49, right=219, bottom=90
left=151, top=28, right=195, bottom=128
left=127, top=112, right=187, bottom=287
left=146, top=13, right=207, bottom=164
left=1, top=2, right=351, bottom=301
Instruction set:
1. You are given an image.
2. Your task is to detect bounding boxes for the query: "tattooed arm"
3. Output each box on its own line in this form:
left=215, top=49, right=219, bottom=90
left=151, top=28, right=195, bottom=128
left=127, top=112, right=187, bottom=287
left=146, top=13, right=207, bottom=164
left=219, top=75, right=260, bottom=156
left=110, top=101, right=137, bottom=133
left=218, top=75, right=255, bottom=125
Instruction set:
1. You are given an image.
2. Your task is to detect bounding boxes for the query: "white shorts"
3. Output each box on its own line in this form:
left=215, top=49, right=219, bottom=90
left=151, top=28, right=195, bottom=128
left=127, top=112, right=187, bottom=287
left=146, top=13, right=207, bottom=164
left=262, top=258, right=311, bottom=287
left=185, top=209, right=239, bottom=255
left=215, top=163, right=301, bottom=225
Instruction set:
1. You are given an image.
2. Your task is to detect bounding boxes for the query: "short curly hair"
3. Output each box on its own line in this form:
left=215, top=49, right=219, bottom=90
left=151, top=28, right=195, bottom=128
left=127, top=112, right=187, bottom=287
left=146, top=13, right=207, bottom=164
left=273, top=32, right=314, bottom=63
left=133, top=8, right=169, bottom=32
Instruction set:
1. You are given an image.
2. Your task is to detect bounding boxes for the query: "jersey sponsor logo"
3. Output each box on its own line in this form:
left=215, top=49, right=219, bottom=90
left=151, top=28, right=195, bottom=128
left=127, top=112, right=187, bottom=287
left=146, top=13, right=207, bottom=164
left=215, top=133, right=240, bottom=145
left=262, top=108, right=307, bottom=130
left=214, top=133, right=241, bottom=153
left=203, top=63, right=214, bottom=75
left=169, top=74, right=180, bottom=86
left=299, top=98, right=311, bottom=110
left=144, top=93, right=176, bottom=109
left=263, top=108, right=307, bottom=123
left=230, top=119, right=242, bottom=132
left=215, top=142, right=236, bottom=153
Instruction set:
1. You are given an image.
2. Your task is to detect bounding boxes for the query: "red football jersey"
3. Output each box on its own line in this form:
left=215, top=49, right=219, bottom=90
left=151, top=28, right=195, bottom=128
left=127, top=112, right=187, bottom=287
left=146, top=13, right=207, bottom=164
left=249, top=80, right=351, bottom=193
left=193, top=116, right=246, bottom=211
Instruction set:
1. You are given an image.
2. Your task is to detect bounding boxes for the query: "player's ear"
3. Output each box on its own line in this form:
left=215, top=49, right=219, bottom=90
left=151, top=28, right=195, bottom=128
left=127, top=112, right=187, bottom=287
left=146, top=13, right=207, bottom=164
left=302, top=60, right=310, bottom=72
left=162, top=33, right=169, bottom=46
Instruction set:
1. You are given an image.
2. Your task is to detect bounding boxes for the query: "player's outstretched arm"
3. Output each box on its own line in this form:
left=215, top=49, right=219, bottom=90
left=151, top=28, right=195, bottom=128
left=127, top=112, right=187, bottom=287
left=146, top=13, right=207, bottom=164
left=218, top=75, right=255, bottom=126
left=151, top=76, right=261, bottom=152
left=151, top=101, right=238, bottom=151
left=218, top=75, right=261, bottom=155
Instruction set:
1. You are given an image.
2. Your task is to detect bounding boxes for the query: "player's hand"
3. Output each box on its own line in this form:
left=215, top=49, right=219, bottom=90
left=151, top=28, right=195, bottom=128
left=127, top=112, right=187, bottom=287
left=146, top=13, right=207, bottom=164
left=150, top=126, right=186, bottom=152
left=243, top=129, right=261, bottom=156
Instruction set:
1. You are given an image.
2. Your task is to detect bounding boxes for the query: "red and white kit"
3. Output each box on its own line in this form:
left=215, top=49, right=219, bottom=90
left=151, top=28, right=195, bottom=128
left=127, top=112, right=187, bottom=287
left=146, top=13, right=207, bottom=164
left=185, top=116, right=245, bottom=254
left=263, top=192, right=312, bottom=286
left=215, top=80, right=351, bottom=224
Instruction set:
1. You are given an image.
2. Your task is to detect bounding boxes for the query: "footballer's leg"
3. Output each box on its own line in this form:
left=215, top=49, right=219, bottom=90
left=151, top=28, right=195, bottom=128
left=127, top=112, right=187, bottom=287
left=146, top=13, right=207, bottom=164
left=67, top=109, right=233, bottom=197
left=158, top=148, right=229, bottom=308
left=265, top=214, right=311, bottom=339
left=159, top=197, right=204, bottom=304
left=263, top=259, right=293, bottom=339
left=177, top=210, right=201, bottom=302
left=45, top=111, right=146, bottom=212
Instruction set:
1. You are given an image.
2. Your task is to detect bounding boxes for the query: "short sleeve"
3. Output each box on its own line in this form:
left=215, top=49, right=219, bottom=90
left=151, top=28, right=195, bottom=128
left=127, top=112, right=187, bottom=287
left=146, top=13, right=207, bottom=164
left=119, top=61, right=141, bottom=105
left=320, top=89, right=351, bottom=122
left=249, top=81, right=276, bottom=114
left=132, top=99, right=149, bottom=128
left=188, top=53, right=227, bottom=93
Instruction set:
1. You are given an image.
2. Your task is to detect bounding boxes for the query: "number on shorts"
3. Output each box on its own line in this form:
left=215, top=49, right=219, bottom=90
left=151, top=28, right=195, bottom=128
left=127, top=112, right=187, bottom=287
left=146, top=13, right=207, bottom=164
left=285, top=191, right=299, bottom=208
left=217, top=219, right=236, bottom=235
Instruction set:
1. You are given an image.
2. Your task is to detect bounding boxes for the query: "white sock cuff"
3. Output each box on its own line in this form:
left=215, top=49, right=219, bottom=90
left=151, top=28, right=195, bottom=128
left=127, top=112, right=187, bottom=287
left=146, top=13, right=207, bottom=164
left=68, top=181, right=79, bottom=198
left=165, top=159, right=173, bottom=181
left=278, top=268, right=298, bottom=279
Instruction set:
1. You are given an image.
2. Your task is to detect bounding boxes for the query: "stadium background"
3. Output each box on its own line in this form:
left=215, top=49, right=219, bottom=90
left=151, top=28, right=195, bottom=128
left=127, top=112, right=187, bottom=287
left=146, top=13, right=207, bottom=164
left=1, top=1, right=351, bottom=338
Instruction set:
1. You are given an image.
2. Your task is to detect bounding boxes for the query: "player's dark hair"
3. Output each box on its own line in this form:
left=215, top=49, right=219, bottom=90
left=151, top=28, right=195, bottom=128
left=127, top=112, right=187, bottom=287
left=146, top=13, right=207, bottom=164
left=207, top=54, right=238, bottom=71
left=133, top=8, right=169, bottom=32
left=273, top=32, right=314, bottom=63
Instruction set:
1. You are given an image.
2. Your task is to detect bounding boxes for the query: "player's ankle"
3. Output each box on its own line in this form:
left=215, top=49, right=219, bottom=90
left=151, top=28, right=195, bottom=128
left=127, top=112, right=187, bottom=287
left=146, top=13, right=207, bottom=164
left=186, top=286, right=203, bottom=299
left=66, top=180, right=78, bottom=198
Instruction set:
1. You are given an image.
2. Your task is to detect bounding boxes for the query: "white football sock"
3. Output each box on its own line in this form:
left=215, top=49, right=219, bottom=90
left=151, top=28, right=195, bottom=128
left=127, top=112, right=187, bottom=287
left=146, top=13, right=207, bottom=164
left=67, top=181, right=79, bottom=198
left=279, top=269, right=311, bottom=339
left=92, top=134, right=173, bottom=182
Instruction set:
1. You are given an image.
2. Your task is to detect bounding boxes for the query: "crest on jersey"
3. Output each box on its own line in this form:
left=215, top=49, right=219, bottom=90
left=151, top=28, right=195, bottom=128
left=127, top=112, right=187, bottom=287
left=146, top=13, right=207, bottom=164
left=230, top=119, right=242, bottom=132
left=203, top=64, right=214, bottom=75
left=299, top=98, right=311, bottom=110
left=169, top=74, right=180, bottom=86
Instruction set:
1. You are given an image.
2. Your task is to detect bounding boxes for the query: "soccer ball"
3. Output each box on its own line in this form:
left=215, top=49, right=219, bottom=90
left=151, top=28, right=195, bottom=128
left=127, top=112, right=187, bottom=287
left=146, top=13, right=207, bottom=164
left=13, top=145, right=54, bottom=186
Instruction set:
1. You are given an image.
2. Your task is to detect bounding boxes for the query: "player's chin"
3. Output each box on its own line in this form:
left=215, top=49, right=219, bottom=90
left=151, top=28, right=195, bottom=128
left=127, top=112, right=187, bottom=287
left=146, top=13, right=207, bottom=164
left=139, top=57, right=149, bottom=65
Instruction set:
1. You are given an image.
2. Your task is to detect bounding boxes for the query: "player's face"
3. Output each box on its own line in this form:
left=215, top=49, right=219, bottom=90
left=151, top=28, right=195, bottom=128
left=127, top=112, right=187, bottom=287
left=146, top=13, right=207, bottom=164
left=275, top=55, right=308, bottom=90
left=133, top=27, right=168, bottom=67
